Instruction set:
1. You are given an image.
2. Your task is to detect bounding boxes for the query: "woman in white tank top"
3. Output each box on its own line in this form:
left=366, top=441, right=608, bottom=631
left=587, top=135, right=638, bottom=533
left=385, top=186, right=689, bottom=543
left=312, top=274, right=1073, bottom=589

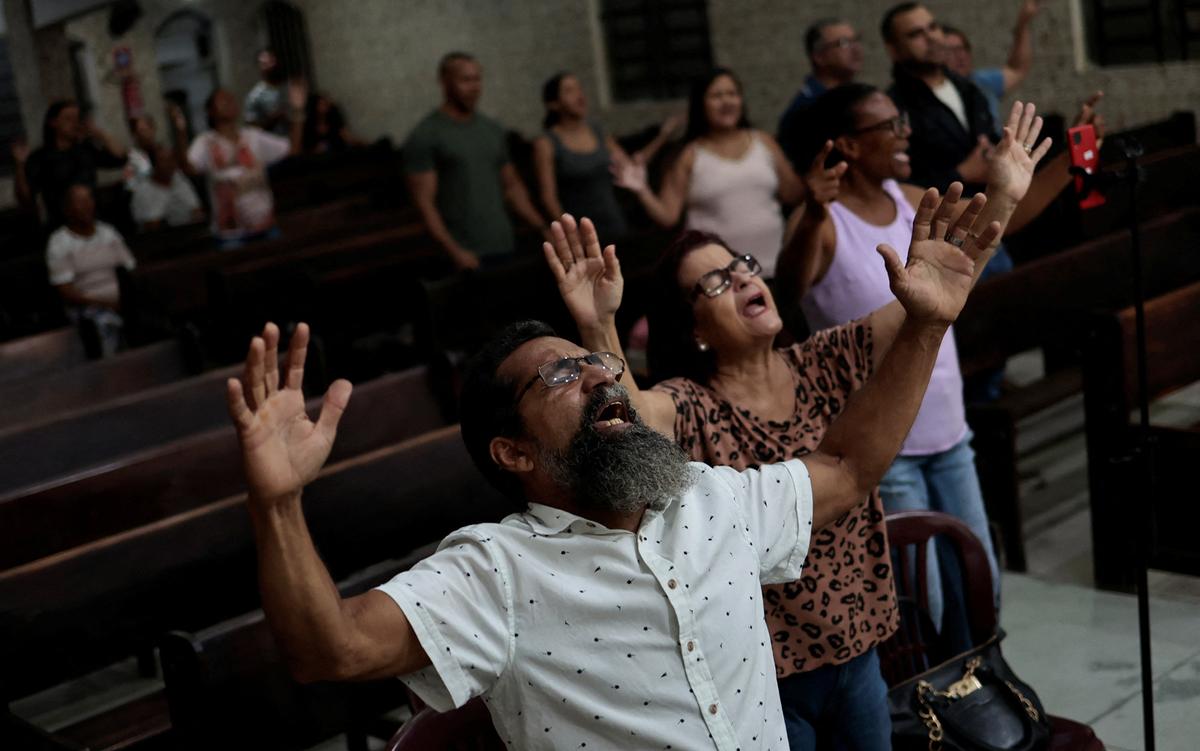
left=614, top=68, right=804, bottom=276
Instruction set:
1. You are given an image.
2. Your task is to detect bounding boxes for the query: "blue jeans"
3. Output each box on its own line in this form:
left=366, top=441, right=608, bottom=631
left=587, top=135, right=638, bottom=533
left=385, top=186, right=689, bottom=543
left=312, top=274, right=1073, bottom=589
left=879, top=432, right=1000, bottom=655
left=777, top=648, right=891, bottom=751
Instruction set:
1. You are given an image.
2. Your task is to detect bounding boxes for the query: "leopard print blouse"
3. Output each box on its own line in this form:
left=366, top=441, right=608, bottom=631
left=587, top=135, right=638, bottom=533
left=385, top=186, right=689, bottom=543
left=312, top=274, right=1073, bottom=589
left=654, top=319, right=898, bottom=676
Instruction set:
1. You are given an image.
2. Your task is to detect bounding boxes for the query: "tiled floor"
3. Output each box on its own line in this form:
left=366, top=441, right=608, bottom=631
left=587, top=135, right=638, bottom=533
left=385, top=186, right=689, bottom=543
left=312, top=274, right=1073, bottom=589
left=1005, top=365, right=1200, bottom=751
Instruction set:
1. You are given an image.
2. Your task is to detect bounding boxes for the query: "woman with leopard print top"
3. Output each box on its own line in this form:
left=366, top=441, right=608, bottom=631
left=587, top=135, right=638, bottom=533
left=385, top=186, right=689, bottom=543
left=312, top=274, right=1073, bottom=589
left=540, top=113, right=1043, bottom=750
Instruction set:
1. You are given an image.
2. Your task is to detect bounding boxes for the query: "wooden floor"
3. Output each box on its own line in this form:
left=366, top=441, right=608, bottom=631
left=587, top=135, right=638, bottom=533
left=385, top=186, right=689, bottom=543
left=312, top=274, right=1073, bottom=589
left=12, top=351, right=1200, bottom=751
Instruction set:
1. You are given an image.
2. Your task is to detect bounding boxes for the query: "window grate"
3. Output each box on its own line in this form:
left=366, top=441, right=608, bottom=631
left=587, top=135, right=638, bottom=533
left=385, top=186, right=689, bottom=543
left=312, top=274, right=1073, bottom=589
left=600, top=0, right=713, bottom=102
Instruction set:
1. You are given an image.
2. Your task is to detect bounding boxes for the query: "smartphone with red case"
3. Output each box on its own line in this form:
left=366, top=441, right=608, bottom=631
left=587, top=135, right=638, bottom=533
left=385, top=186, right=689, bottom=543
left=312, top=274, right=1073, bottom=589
left=1068, top=124, right=1106, bottom=209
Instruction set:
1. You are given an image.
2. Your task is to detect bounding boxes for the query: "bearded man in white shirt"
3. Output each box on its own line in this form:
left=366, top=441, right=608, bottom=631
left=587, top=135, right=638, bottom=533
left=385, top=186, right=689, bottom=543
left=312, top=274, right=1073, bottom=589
left=225, top=190, right=1002, bottom=749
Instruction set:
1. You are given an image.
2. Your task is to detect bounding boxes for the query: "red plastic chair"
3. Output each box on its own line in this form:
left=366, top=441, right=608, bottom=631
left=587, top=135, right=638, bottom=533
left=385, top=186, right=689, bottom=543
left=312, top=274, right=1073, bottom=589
left=384, top=696, right=504, bottom=751
left=881, top=510, right=1104, bottom=751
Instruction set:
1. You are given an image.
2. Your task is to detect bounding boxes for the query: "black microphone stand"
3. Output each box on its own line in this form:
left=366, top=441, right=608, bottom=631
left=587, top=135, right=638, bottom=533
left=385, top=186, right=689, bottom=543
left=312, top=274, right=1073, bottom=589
left=1071, top=136, right=1154, bottom=751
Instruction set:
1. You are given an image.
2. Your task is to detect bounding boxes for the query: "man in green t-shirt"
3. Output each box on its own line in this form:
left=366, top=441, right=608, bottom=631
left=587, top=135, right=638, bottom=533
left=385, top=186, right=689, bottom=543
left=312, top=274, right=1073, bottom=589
left=404, top=52, right=548, bottom=270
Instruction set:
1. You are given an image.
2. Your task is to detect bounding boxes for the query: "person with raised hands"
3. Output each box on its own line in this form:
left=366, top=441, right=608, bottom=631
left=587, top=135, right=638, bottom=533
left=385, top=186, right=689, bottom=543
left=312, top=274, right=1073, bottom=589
left=541, top=180, right=1006, bottom=748
left=226, top=186, right=996, bottom=750
left=775, top=91, right=1053, bottom=674
left=612, top=67, right=804, bottom=278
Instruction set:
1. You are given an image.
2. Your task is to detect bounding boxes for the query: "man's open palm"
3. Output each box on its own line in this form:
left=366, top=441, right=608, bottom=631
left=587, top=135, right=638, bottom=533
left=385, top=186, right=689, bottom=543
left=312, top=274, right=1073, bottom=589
left=226, top=323, right=351, bottom=504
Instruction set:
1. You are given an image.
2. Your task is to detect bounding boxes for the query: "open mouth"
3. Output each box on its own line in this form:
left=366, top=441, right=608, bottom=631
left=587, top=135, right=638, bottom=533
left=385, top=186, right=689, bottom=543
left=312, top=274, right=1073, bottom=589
left=593, top=398, right=630, bottom=429
left=743, top=292, right=769, bottom=318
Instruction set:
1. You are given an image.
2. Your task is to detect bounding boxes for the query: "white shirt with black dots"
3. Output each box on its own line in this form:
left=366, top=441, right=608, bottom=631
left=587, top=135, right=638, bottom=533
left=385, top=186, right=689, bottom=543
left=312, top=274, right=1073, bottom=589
left=375, top=459, right=814, bottom=750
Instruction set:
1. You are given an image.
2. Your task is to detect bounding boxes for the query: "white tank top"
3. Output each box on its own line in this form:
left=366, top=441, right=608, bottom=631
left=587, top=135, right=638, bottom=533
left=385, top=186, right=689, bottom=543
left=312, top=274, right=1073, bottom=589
left=685, top=132, right=786, bottom=276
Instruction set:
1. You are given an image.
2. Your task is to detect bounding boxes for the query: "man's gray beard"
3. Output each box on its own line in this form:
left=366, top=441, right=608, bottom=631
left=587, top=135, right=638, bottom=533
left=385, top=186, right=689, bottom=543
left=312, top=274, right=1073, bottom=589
left=538, top=386, right=694, bottom=515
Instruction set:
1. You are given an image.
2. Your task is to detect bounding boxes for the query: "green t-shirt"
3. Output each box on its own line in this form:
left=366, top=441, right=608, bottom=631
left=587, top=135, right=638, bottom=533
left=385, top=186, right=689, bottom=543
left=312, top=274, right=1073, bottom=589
left=403, top=110, right=515, bottom=257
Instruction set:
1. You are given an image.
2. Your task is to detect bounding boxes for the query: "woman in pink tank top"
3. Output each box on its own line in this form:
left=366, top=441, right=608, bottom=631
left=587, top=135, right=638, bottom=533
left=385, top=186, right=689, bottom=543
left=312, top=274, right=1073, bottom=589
left=613, top=68, right=804, bottom=277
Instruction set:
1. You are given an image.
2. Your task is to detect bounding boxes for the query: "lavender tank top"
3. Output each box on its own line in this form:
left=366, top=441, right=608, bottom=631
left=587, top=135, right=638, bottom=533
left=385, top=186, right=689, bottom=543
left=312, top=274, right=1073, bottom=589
left=800, top=179, right=967, bottom=455
left=685, top=133, right=786, bottom=276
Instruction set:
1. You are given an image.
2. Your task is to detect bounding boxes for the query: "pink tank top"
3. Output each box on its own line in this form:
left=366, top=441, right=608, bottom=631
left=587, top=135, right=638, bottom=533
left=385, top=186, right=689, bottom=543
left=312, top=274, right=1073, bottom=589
left=685, top=133, right=786, bottom=276
left=800, top=179, right=967, bottom=456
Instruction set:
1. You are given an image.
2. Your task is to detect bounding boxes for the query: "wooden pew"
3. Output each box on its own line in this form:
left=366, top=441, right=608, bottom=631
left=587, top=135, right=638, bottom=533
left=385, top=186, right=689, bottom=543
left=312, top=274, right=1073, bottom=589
left=1099, top=110, right=1195, bottom=162
left=0, top=363, right=246, bottom=496
left=0, top=253, right=67, bottom=343
left=955, top=207, right=1200, bottom=571
left=0, top=338, right=200, bottom=432
left=268, top=141, right=402, bottom=213
left=1084, top=280, right=1200, bottom=591
left=121, top=214, right=422, bottom=343
left=0, top=327, right=88, bottom=384
left=0, top=366, right=450, bottom=570
left=418, top=255, right=575, bottom=363
left=0, top=426, right=509, bottom=728
left=160, top=547, right=437, bottom=751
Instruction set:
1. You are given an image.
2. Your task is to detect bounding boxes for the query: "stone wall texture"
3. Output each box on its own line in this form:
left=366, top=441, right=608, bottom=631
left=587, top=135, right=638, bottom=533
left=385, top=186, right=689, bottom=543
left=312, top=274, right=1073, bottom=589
left=16, top=1, right=1200, bottom=157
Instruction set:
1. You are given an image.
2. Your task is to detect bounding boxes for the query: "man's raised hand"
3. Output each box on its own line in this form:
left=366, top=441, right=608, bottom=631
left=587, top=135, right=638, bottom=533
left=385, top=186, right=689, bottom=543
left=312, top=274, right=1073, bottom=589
left=877, top=185, right=1002, bottom=326
left=226, top=322, right=352, bottom=506
left=542, top=214, right=623, bottom=333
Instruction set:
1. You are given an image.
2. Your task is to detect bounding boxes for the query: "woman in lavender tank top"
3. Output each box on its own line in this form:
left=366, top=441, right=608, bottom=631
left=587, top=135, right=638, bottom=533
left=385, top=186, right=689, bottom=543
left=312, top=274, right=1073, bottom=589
left=778, top=85, right=1055, bottom=721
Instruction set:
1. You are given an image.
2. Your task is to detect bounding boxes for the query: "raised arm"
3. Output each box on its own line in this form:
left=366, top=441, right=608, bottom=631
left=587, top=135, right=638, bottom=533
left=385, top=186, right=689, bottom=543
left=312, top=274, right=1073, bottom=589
left=612, top=145, right=692, bottom=227
left=11, top=140, right=33, bottom=209
left=1003, top=0, right=1040, bottom=92
left=542, top=214, right=678, bottom=437
left=870, top=101, right=1054, bottom=360
left=226, top=322, right=430, bottom=683
left=776, top=140, right=846, bottom=303
left=803, top=189, right=1003, bottom=529
left=1004, top=92, right=1103, bottom=234
left=630, top=112, right=683, bottom=166
left=532, top=136, right=565, bottom=220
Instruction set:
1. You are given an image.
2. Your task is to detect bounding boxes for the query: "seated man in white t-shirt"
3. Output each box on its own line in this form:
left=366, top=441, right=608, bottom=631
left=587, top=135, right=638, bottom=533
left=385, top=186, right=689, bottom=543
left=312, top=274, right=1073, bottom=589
left=131, top=144, right=205, bottom=230
left=45, top=184, right=137, bottom=354
left=175, top=87, right=301, bottom=243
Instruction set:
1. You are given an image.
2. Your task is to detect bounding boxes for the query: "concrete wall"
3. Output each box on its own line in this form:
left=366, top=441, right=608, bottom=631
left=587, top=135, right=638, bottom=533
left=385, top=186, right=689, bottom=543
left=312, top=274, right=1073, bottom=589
left=8, top=0, right=1200, bottom=174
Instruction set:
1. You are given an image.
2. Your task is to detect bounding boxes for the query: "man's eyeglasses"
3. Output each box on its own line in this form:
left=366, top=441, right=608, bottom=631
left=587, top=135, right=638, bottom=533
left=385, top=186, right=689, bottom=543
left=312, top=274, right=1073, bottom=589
left=691, top=254, right=762, bottom=301
left=850, top=111, right=910, bottom=138
left=517, top=352, right=625, bottom=401
left=818, top=34, right=862, bottom=51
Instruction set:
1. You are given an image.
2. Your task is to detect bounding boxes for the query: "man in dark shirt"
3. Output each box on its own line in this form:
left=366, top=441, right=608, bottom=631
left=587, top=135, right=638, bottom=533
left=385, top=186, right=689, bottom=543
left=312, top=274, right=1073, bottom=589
left=778, top=18, right=864, bottom=170
left=14, top=100, right=128, bottom=230
left=882, top=3, right=996, bottom=195
left=404, top=52, right=547, bottom=271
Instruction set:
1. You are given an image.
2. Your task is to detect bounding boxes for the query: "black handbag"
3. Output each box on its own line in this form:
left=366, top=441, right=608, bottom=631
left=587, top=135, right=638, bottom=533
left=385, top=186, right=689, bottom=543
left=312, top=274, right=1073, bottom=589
left=888, top=632, right=1052, bottom=751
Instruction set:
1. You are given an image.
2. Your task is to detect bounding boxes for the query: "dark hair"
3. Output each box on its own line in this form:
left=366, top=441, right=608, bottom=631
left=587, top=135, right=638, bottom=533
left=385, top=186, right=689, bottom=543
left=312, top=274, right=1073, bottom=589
left=459, top=320, right=558, bottom=502
left=301, top=93, right=347, bottom=153
left=684, top=68, right=751, bottom=143
left=881, top=2, right=921, bottom=42
left=941, top=24, right=970, bottom=51
left=541, top=71, right=569, bottom=130
left=645, top=229, right=737, bottom=382
left=42, top=99, right=79, bottom=147
left=438, top=51, right=477, bottom=78
left=794, top=83, right=881, bottom=169
left=805, top=18, right=842, bottom=59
